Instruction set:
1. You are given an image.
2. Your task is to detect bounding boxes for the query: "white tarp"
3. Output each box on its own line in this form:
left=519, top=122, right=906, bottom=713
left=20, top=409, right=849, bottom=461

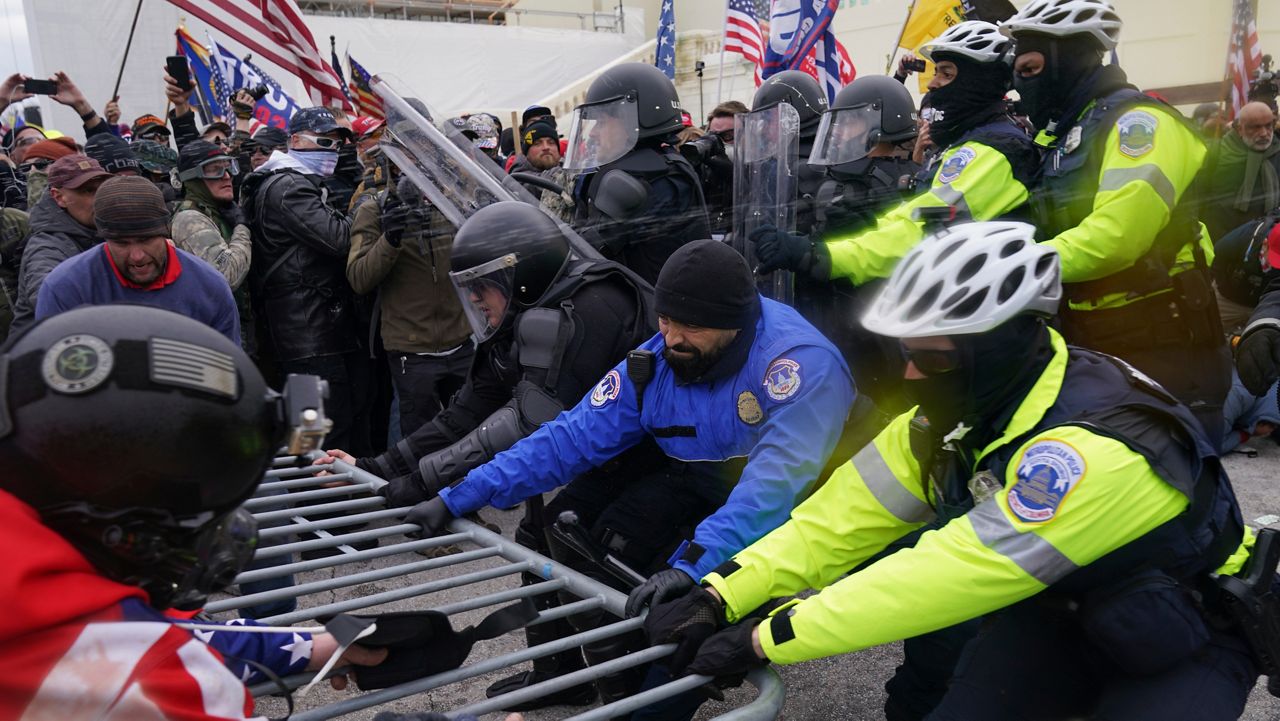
left=20, top=0, right=642, bottom=141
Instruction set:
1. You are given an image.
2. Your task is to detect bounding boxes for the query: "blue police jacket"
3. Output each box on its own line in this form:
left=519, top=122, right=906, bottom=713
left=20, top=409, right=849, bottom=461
left=440, top=296, right=856, bottom=578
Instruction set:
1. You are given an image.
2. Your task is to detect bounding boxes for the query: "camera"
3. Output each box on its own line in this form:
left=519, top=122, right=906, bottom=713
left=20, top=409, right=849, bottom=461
left=279, top=373, right=332, bottom=455
left=679, top=131, right=726, bottom=167
left=246, top=84, right=269, bottom=102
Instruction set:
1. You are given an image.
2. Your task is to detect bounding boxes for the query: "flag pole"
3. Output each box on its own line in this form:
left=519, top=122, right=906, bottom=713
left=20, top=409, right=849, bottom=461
left=714, top=0, right=730, bottom=108
left=885, top=0, right=915, bottom=74
left=112, top=0, right=147, bottom=100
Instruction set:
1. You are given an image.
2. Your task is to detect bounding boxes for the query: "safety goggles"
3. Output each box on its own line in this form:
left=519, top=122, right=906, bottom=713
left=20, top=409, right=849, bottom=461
left=901, top=345, right=962, bottom=376
left=178, top=157, right=239, bottom=182
left=298, top=133, right=344, bottom=150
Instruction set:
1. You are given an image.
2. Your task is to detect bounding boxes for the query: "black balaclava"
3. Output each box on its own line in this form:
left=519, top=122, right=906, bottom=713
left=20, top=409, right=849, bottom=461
left=925, top=53, right=1011, bottom=147
left=904, top=316, right=1054, bottom=446
left=1012, top=33, right=1105, bottom=131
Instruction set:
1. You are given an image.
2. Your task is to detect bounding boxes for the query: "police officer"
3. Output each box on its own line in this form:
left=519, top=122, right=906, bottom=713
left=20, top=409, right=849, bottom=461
left=1002, top=0, right=1230, bottom=438
left=565, top=62, right=711, bottom=284
left=406, top=239, right=854, bottom=712
left=748, top=70, right=829, bottom=234
left=0, top=306, right=386, bottom=716
left=646, top=222, right=1257, bottom=721
left=752, top=22, right=1037, bottom=289
left=322, top=200, right=652, bottom=507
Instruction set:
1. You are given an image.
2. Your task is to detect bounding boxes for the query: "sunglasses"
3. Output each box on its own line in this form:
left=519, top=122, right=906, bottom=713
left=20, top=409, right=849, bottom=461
left=299, top=133, right=343, bottom=150
left=250, top=144, right=283, bottom=156
left=18, top=158, right=52, bottom=174
left=902, top=345, right=962, bottom=376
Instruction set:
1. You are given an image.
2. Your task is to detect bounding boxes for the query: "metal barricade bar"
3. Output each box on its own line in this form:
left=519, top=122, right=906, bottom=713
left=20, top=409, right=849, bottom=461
left=208, top=456, right=784, bottom=720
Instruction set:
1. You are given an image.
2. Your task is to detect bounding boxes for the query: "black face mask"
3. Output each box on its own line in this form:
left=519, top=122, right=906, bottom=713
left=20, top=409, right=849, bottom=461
left=925, top=55, right=1010, bottom=147
left=1012, top=36, right=1104, bottom=131
left=904, top=318, right=1053, bottom=445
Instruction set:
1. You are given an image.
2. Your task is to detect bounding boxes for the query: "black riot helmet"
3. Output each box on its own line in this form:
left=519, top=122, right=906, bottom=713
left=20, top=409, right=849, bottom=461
left=0, top=306, right=286, bottom=609
left=450, top=201, right=572, bottom=342
left=563, top=63, right=685, bottom=170
left=810, top=75, right=918, bottom=168
left=751, top=71, right=829, bottom=137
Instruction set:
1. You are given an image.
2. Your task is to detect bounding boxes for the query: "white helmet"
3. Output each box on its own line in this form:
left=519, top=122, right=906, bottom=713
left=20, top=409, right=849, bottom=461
left=1000, top=0, right=1122, bottom=52
left=861, top=222, right=1061, bottom=338
left=919, top=21, right=1011, bottom=65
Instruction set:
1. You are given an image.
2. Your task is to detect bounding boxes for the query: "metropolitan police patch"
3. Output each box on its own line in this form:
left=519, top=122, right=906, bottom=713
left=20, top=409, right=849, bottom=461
left=590, top=370, right=622, bottom=407
left=763, top=358, right=802, bottom=401
left=1006, top=439, right=1086, bottom=523
left=1116, top=110, right=1157, bottom=159
left=936, top=147, right=975, bottom=184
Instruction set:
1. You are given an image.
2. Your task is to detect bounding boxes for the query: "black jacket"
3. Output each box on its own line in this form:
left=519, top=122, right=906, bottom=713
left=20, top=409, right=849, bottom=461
left=10, top=196, right=101, bottom=334
left=241, top=163, right=356, bottom=361
left=360, top=259, right=651, bottom=479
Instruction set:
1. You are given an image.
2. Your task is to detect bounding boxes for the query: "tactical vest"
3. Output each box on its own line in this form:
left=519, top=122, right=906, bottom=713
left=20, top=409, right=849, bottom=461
left=576, top=146, right=707, bottom=224
left=1034, top=88, right=1204, bottom=304
left=812, top=157, right=919, bottom=237
left=916, top=116, right=1039, bottom=192
left=919, top=346, right=1243, bottom=594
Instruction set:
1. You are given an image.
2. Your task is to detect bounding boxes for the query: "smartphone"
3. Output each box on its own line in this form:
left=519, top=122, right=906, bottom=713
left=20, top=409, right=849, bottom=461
left=166, top=55, right=192, bottom=90
left=22, top=78, right=57, bottom=95
left=906, top=58, right=928, bottom=73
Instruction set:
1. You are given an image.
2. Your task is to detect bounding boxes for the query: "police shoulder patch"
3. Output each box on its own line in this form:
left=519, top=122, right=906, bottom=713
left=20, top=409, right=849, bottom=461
left=590, top=369, right=622, bottom=408
left=1116, top=110, right=1158, bottom=159
left=1007, top=439, right=1086, bottom=524
left=763, top=358, right=802, bottom=402
left=936, top=147, right=976, bottom=185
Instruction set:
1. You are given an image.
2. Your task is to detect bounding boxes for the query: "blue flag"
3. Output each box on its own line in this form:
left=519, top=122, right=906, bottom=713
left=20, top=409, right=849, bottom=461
left=762, top=0, right=839, bottom=81
left=207, top=34, right=302, bottom=132
left=176, top=27, right=219, bottom=124
left=655, top=0, right=676, bottom=79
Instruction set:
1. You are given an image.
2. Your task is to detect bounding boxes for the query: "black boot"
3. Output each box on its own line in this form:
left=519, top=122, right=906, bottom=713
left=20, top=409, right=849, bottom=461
left=581, top=629, right=648, bottom=720
left=484, top=576, right=597, bottom=711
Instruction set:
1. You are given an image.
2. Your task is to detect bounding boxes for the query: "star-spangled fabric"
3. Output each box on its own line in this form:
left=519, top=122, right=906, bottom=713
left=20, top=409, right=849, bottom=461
left=189, top=616, right=314, bottom=684
left=655, top=0, right=677, bottom=79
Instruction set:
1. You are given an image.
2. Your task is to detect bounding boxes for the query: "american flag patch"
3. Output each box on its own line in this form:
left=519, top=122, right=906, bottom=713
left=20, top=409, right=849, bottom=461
left=149, top=337, right=238, bottom=399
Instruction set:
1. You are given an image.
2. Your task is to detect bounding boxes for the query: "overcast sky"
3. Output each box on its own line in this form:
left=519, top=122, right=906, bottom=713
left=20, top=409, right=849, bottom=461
left=1, top=0, right=33, bottom=79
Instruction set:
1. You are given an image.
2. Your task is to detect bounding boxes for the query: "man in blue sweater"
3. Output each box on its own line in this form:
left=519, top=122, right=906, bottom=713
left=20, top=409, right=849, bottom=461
left=35, top=175, right=239, bottom=344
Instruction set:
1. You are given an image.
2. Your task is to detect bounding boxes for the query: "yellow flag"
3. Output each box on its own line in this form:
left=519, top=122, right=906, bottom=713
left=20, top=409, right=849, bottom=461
left=899, top=0, right=966, bottom=51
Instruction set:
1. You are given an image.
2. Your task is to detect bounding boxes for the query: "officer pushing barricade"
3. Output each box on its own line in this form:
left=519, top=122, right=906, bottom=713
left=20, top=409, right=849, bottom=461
left=403, top=239, right=854, bottom=718
left=641, top=222, right=1280, bottom=721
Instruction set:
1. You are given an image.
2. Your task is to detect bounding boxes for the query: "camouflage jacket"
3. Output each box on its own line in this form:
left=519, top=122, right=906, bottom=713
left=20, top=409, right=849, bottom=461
left=170, top=202, right=252, bottom=289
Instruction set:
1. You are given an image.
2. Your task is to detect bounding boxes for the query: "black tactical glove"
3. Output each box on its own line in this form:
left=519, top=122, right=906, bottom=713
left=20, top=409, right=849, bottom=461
left=380, top=194, right=410, bottom=248
left=377, top=470, right=432, bottom=508
left=644, top=585, right=725, bottom=675
left=222, top=202, right=246, bottom=228
left=749, top=224, right=829, bottom=279
left=1237, top=326, right=1280, bottom=396
left=685, top=618, right=766, bottom=682
left=405, top=496, right=455, bottom=539
left=626, top=567, right=695, bottom=618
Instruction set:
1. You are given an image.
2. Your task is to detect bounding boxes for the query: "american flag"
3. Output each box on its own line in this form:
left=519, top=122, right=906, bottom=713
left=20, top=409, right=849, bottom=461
left=1226, top=0, right=1263, bottom=119
left=725, top=0, right=765, bottom=86
left=163, top=0, right=353, bottom=111
left=656, top=0, right=676, bottom=79
left=347, top=54, right=384, bottom=120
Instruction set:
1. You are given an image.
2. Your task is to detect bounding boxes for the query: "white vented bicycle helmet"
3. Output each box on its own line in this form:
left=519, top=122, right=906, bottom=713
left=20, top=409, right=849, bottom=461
left=919, top=21, right=1011, bottom=65
left=861, top=221, right=1061, bottom=338
left=1000, top=0, right=1122, bottom=52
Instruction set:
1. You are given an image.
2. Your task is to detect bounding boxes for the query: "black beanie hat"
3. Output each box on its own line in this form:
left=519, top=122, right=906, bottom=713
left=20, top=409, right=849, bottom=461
left=84, top=134, right=140, bottom=175
left=655, top=240, right=760, bottom=330
left=520, top=119, right=559, bottom=152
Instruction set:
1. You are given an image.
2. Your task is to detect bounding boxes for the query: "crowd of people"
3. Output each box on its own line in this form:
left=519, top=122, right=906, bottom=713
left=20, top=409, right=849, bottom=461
left=5, top=0, right=1280, bottom=719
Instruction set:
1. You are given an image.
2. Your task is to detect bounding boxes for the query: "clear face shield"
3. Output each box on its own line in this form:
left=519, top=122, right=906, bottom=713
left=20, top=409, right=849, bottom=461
left=450, top=254, right=517, bottom=343
left=809, top=104, right=884, bottom=166
left=562, top=95, right=641, bottom=171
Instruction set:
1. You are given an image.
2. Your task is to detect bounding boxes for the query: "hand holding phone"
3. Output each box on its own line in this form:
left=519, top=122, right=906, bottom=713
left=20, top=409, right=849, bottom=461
left=906, top=58, right=928, bottom=73
left=166, top=56, right=192, bottom=91
left=21, top=78, right=57, bottom=95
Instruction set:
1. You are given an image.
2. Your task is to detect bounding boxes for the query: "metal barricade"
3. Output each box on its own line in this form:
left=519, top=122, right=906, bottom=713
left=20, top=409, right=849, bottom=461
left=204, top=455, right=785, bottom=720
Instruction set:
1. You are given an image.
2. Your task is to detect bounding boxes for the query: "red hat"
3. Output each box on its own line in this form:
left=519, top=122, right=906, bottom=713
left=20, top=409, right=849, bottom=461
left=351, top=116, right=385, bottom=138
left=23, top=137, right=78, bottom=163
left=46, top=154, right=111, bottom=190
left=1267, top=221, right=1280, bottom=271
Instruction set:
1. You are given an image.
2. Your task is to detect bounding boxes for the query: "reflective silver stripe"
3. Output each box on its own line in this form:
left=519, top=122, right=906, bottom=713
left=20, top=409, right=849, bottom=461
left=854, top=444, right=935, bottom=524
left=968, top=502, right=1078, bottom=586
left=931, top=185, right=972, bottom=218
left=1099, top=164, right=1177, bottom=210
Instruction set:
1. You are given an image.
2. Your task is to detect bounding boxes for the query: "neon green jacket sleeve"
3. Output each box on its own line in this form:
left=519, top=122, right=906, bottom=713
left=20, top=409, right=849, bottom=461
left=825, top=141, right=1031, bottom=285
left=743, top=425, right=1188, bottom=665
left=704, top=411, right=933, bottom=623
left=1045, top=106, right=1206, bottom=284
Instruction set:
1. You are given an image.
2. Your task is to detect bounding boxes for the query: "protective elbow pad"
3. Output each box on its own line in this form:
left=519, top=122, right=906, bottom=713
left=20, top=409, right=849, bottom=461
left=417, top=382, right=563, bottom=491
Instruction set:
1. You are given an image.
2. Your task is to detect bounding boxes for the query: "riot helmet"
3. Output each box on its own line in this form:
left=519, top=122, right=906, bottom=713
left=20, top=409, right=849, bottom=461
left=810, top=75, right=918, bottom=168
left=564, top=63, right=685, bottom=170
left=449, top=201, right=571, bottom=342
left=0, top=306, right=287, bottom=609
left=750, top=70, right=829, bottom=137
